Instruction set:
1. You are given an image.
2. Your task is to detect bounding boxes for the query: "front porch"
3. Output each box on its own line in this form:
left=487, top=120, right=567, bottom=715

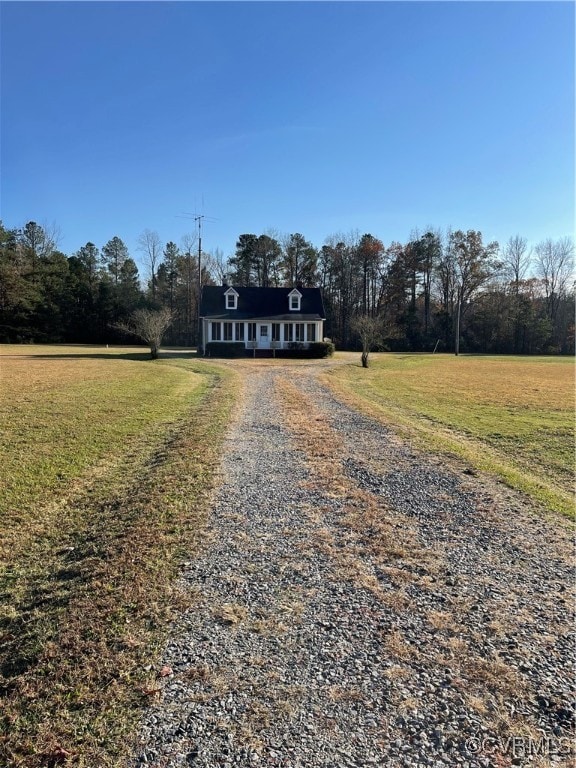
left=204, top=319, right=323, bottom=351
left=203, top=335, right=334, bottom=359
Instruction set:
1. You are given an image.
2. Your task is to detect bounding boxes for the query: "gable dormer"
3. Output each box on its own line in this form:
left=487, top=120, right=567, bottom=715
left=288, top=288, right=302, bottom=311
left=224, top=287, right=239, bottom=310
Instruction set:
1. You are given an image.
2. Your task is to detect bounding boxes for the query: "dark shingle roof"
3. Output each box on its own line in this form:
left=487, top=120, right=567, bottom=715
left=200, top=286, right=325, bottom=320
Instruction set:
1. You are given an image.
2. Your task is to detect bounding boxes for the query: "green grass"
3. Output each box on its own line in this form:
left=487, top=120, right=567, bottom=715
left=1, top=348, right=203, bottom=532
left=0, top=345, right=238, bottom=767
left=324, top=353, right=575, bottom=519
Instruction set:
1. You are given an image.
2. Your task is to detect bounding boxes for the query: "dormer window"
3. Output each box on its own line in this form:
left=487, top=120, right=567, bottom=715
left=288, top=288, right=302, bottom=311
left=224, top=287, right=239, bottom=310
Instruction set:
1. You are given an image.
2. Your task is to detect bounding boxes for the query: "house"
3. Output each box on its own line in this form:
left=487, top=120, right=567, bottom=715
left=199, top=285, right=326, bottom=352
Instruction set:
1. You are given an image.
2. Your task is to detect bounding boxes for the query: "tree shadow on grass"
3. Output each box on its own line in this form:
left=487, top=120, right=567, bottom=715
left=13, top=350, right=199, bottom=362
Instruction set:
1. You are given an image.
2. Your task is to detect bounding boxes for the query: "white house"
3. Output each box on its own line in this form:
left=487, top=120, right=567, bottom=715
left=200, top=285, right=326, bottom=352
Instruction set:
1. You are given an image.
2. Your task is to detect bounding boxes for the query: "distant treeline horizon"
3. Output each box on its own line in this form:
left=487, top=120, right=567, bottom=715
left=1, top=220, right=573, bottom=354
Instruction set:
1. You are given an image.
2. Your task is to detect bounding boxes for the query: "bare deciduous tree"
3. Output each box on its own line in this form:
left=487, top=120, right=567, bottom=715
left=117, top=308, right=172, bottom=359
left=205, top=248, right=229, bottom=285
left=137, top=229, right=163, bottom=298
left=534, top=237, right=574, bottom=323
left=503, top=235, right=531, bottom=293
left=352, top=314, right=384, bottom=368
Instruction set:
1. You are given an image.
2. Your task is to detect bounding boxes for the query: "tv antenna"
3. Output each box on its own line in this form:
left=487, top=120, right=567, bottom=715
left=177, top=211, right=218, bottom=252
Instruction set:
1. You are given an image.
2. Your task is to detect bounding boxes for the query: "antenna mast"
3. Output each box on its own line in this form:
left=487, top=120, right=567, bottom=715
left=195, top=215, right=204, bottom=288
left=176, top=209, right=217, bottom=354
left=195, top=215, right=204, bottom=356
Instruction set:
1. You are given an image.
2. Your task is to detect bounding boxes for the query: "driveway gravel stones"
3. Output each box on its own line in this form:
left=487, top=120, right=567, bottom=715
left=132, top=364, right=574, bottom=768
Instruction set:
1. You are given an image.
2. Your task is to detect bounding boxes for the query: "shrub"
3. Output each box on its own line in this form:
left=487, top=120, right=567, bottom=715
left=205, top=342, right=247, bottom=358
left=309, top=341, right=335, bottom=358
left=204, top=341, right=335, bottom=359
left=275, top=342, right=335, bottom=359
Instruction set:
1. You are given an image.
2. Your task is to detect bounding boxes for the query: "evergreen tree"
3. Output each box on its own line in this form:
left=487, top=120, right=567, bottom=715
left=229, top=234, right=258, bottom=286
left=156, top=241, right=180, bottom=312
left=101, top=236, right=129, bottom=285
left=0, top=222, right=41, bottom=341
left=282, top=233, right=318, bottom=287
left=254, top=234, right=282, bottom=287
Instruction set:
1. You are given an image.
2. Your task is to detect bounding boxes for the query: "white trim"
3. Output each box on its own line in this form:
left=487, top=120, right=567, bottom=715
left=210, top=320, right=222, bottom=341
left=258, top=323, right=271, bottom=349
left=288, top=288, right=302, bottom=311
left=224, top=287, right=239, bottom=310
left=203, top=318, right=324, bottom=350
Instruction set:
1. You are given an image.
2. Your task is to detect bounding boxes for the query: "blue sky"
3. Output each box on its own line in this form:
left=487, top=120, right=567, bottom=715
left=1, top=1, right=574, bottom=272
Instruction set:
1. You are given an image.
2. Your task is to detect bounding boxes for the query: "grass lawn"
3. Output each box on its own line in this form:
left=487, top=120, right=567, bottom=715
left=323, top=353, right=575, bottom=519
left=0, top=345, right=237, bottom=767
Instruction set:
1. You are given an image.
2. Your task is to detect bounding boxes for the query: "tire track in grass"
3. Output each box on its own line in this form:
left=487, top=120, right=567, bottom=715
left=0, top=364, right=237, bottom=768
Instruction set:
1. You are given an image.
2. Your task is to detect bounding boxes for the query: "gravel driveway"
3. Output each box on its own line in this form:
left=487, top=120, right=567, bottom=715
left=132, top=362, right=574, bottom=768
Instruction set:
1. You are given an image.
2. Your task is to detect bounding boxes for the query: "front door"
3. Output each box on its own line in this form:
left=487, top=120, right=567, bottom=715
left=259, top=324, right=270, bottom=349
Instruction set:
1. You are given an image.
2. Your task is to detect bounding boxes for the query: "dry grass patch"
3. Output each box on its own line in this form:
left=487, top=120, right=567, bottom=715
left=426, top=609, right=465, bottom=634
left=322, top=354, right=575, bottom=518
left=383, top=629, right=416, bottom=661
left=465, top=693, right=490, bottom=715
left=327, top=684, right=366, bottom=702
left=383, top=664, right=412, bottom=681
left=276, top=376, right=426, bottom=557
left=0, top=349, right=238, bottom=768
left=276, top=375, right=442, bottom=620
left=250, top=617, right=290, bottom=635
left=214, top=602, right=249, bottom=626
left=183, top=663, right=211, bottom=683
left=380, top=588, right=411, bottom=612
left=461, top=656, right=528, bottom=698
left=302, top=518, right=388, bottom=600
left=396, top=696, right=421, bottom=713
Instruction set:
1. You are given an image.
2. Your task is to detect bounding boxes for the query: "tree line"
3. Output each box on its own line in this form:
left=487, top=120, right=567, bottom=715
left=0, top=220, right=573, bottom=354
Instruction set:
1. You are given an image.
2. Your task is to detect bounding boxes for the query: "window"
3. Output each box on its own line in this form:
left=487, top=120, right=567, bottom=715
left=211, top=322, right=221, bottom=341
left=247, top=323, right=257, bottom=341
left=223, top=322, right=233, bottom=341
left=295, top=323, right=305, bottom=342
left=307, top=323, right=316, bottom=342
left=271, top=323, right=281, bottom=342
left=284, top=324, right=293, bottom=342
left=235, top=323, right=245, bottom=341
left=288, top=289, right=302, bottom=311
left=225, top=289, right=238, bottom=309
left=260, top=325, right=268, bottom=337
